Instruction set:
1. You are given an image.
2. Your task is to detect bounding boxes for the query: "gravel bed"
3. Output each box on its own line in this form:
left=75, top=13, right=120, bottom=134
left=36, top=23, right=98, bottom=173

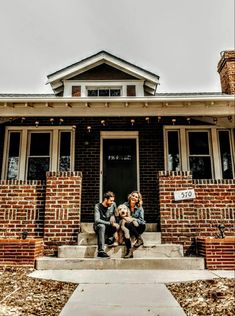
left=167, top=277, right=235, bottom=316
left=0, top=267, right=77, bottom=316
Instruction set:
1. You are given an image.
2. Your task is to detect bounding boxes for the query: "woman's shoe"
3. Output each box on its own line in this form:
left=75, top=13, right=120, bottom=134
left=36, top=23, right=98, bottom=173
left=124, top=249, right=133, bottom=259
left=134, top=235, right=144, bottom=248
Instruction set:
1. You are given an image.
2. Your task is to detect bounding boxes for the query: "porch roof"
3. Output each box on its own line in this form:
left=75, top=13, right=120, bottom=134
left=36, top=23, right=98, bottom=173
left=0, top=93, right=234, bottom=128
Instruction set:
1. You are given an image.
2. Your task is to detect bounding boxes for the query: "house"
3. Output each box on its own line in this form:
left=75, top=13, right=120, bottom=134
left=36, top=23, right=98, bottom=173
left=0, top=50, right=234, bottom=253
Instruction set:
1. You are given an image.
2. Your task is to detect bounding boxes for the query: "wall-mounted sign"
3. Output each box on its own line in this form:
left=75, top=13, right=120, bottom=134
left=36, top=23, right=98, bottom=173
left=174, top=189, right=196, bottom=201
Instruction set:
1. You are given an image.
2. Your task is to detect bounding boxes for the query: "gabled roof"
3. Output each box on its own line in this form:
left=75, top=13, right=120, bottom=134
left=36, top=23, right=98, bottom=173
left=47, top=51, right=160, bottom=95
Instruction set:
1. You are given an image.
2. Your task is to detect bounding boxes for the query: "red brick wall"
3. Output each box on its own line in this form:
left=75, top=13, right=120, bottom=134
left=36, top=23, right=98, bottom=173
left=0, top=239, right=44, bottom=266
left=217, top=50, right=235, bottom=94
left=0, top=180, right=45, bottom=238
left=43, top=171, right=82, bottom=248
left=158, top=171, right=235, bottom=253
left=197, top=237, right=235, bottom=270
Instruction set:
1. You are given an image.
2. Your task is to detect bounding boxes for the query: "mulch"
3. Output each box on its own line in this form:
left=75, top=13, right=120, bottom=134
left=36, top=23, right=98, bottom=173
left=167, top=277, right=235, bottom=316
left=0, top=267, right=77, bottom=316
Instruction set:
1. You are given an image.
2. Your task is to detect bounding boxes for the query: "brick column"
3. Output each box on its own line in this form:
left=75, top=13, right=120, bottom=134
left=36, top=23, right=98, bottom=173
left=44, top=172, right=82, bottom=251
left=158, top=171, right=197, bottom=253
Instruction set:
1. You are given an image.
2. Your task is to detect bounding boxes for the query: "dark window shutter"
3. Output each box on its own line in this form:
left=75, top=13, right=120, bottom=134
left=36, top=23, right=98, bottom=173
left=72, top=86, right=81, bottom=96
left=127, top=85, right=136, bottom=96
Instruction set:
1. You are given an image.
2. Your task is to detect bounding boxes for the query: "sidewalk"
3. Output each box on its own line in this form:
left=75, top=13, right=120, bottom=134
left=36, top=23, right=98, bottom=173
left=29, top=270, right=234, bottom=316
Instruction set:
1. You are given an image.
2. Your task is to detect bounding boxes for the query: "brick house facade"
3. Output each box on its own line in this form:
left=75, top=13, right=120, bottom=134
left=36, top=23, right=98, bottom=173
left=0, top=50, right=234, bottom=253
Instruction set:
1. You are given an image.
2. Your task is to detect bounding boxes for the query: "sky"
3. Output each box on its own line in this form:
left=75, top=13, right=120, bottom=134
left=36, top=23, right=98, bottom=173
left=0, top=0, right=234, bottom=94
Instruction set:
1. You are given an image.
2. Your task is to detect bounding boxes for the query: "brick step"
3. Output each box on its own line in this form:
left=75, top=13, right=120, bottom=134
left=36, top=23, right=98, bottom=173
left=80, top=222, right=158, bottom=233
left=36, top=256, right=205, bottom=270
left=78, top=232, right=161, bottom=246
left=58, top=244, right=184, bottom=259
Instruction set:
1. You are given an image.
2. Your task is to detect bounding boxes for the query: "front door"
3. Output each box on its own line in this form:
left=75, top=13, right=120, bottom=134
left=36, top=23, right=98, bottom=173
left=102, top=138, right=138, bottom=205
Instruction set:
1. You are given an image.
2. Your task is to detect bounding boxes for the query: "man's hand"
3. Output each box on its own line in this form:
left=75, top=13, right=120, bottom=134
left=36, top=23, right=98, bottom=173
left=124, top=216, right=133, bottom=223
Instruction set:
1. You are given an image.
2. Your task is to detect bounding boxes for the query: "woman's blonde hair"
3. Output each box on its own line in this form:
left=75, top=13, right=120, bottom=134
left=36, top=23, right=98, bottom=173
left=127, top=191, right=143, bottom=207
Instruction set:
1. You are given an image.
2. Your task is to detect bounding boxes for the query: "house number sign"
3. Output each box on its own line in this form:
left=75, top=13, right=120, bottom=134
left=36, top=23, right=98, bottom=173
left=174, top=189, right=196, bottom=201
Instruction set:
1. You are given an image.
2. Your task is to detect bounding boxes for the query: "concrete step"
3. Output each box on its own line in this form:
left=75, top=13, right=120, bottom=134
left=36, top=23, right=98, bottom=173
left=58, top=244, right=184, bottom=259
left=36, top=256, right=205, bottom=270
left=78, top=232, right=161, bottom=246
left=80, top=222, right=158, bottom=233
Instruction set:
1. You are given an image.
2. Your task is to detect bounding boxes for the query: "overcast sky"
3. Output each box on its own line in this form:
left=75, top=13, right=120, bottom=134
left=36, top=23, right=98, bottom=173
left=0, top=0, right=234, bottom=94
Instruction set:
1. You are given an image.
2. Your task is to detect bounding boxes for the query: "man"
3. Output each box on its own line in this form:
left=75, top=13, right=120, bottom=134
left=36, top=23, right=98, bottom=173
left=94, top=191, right=119, bottom=258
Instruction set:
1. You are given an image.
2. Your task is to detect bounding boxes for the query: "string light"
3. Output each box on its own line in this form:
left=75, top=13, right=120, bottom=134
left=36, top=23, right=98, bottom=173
left=145, top=117, right=150, bottom=124
left=87, top=125, right=91, bottom=132
left=130, top=119, right=135, bottom=126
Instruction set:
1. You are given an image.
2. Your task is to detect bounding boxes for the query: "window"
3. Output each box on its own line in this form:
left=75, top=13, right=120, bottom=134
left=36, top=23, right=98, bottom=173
left=59, top=131, right=71, bottom=171
left=187, top=131, right=212, bottom=179
left=87, top=87, right=121, bottom=97
left=165, top=126, right=234, bottom=179
left=167, top=130, right=180, bottom=171
left=27, top=132, right=51, bottom=180
left=218, top=130, right=233, bottom=179
left=6, top=132, right=21, bottom=180
left=3, top=127, right=74, bottom=180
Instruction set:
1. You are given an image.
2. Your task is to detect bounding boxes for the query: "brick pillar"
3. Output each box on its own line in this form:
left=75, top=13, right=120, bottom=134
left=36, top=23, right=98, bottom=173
left=217, top=50, right=235, bottom=94
left=158, top=171, right=197, bottom=254
left=44, top=172, right=82, bottom=251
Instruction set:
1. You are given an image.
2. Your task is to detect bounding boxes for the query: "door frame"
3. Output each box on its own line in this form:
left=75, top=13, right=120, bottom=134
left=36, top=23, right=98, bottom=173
left=100, top=131, right=140, bottom=202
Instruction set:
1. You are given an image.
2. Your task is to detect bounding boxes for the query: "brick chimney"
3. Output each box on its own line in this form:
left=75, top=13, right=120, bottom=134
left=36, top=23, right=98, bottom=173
left=217, top=50, right=235, bottom=94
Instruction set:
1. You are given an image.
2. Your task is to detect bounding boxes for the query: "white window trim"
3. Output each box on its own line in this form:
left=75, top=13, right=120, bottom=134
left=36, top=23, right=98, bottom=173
left=164, top=125, right=235, bottom=179
left=2, top=126, right=75, bottom=180
left=216, top=129, right=235, bottom=178
left=186, top=129, right=214, bottom=179
left=63, top=80, right=145, bottom=97
left=100, top=131, right=140, bottom=202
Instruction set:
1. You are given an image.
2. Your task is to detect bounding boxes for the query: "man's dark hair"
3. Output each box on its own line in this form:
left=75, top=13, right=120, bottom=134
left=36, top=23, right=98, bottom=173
left=103, top=191, right=115, bottom=200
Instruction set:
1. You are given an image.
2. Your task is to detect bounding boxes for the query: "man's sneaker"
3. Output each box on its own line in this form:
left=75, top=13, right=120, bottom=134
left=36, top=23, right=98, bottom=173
left=97, top=251, right=110, bottom=258
left=134, top=235, right=144, bottom=248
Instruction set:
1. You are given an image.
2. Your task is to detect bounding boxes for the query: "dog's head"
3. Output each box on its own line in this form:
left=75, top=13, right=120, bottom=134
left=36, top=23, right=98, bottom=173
left=117, top=204, right=130, bottom=218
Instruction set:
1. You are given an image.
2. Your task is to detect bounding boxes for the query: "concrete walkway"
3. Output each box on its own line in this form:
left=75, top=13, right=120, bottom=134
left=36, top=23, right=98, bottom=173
left=29, top=270, right=234, bottom=316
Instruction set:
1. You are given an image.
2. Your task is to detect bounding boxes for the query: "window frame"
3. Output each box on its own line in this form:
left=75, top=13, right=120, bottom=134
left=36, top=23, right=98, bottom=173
left=164, top=125, right=235, bottom=179
left=186, top=129, right=214, bottom=179
left=2, top=126, right=75, bottom=180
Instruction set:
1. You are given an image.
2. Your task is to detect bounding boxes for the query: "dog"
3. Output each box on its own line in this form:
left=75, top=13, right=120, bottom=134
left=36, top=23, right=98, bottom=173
left=116, top=204, right=139, bottom=241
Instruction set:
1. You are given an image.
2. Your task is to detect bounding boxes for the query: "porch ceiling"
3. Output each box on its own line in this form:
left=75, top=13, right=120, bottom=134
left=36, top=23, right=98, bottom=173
left=0, top=96, right=234, bottom=119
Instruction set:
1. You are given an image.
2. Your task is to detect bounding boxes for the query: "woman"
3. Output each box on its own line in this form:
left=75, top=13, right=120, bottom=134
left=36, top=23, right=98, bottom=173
left=122, top=191, right=146, bottom=259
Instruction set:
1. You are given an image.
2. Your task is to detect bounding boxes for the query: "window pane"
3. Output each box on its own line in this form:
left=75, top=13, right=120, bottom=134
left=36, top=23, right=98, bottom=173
left=189, top=157, right=212, bottom=179
left=7, top=157, right=19, bottom=180
left=88, top=89, right=98, bottom=96
left=99, top=89, right=109, bottom=96
left=27, top=157, right=50, bottom=180
left=167, top=131, right=180, bottom=171
left=188, top=132, right=209, bottom=155
left=30, top=133, right=50, bottom=156
left=9, top=132, right=20, bottom=156
left=110, top=89, right=121, bottom=96
left=7, top=132, right=21, bottom=180
left=59, top=132, right=71, bottom=171
left=219, top=131, right=233, bottom=179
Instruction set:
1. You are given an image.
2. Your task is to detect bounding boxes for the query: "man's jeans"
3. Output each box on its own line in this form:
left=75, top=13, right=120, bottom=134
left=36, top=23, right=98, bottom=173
left=94, top=224, right=117, bottom=252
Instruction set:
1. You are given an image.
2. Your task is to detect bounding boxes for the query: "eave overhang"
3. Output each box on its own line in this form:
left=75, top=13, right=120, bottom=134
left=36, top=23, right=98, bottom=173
left=0, top=95, right=234, bottom=119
